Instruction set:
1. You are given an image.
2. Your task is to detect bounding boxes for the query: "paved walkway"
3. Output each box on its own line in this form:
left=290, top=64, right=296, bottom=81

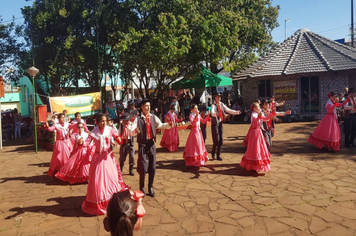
left=0, top=121, right=356, bottom=236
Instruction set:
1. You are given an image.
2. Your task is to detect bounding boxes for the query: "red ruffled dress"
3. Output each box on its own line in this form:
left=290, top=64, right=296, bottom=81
left=308, top=99, right=348, bottom=151
left=160, top=111, right=182, bottom=152
left=243, top=109, right=274, bottom=147
left=46, top=123, right=72, bottom=177
left=183, top=113, right=209, bottom=167
left=55, top=132, right=92, bottom=184
left=240, top=112, right=272, bottom=172
left=81, top=126, right=128, bottom=216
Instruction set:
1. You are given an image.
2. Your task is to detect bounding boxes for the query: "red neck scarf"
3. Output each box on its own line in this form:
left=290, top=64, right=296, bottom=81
left=145, top=114, right=153, bottom=139
left=123, top=124, right=128, bottom=143
left=217, top=103, right=223, bottom=121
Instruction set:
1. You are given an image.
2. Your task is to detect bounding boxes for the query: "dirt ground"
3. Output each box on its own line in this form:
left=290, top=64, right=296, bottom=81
left=0, top=121, right=356, bottom=236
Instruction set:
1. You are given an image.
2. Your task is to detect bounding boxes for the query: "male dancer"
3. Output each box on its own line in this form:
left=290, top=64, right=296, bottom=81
left=133, top=99, right=172, bottom=197
left=261, top=99, right=274, bottom=151
left=118, top=112, right=136, bottom=175
left=211, top=92, right=241, bottom=160
left=199, top=106, right=210, bottom=143
left=344, top=89, right=356, bottom=147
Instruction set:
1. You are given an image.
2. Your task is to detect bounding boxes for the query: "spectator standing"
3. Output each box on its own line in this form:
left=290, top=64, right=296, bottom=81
left=13, top=108, right=21, bottom=139
left=171, top=96, right=180, bottom=116
left=222, top=87, right=230, bottom=107
left=63, top=110, right=71, bottom=123
left=161, top=99, right=169, bottom=122
left=178, top=93, right=186, bottom=121
left=183, top=95, right=191, bottom=121
left=106, top=100, right=118, bottom=121
left=104, top=98, right=111, bottom=113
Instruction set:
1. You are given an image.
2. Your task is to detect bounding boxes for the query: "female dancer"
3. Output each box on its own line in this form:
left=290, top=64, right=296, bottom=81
left=183, top=104, right=209, bottom=167
left=46, top=113, right=72, bottom=177
left=82, top=113, right=128, bottom=215
left=55, top=122, right=92, bottom=184
left=240, top=102, right=274, bottom=172
left=160, top=104, right=182, bottom=152
left=308, top=92, right=349, bottom=151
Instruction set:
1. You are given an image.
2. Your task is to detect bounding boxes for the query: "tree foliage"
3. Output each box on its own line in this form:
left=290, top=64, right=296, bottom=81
left=13, top=0, right=279, bottom=97
left=0, top=16, right=26, bottom=82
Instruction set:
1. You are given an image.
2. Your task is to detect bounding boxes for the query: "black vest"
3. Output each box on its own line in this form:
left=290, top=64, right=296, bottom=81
left=344, top=101, right=352, bottom=119
left=136, top=114, right=156, bottom=143
left=261, top=109, right=268, bottom=131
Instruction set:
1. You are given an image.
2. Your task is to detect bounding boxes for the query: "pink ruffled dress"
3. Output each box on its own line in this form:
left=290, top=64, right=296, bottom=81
left=46, top=122, right=72, bottom=177
left=240, top=112, right=272, bottom=172
left=183, top=113, right=209, bottom=167
left=308, top=99, right=348, bottom=151
left=160, top=111, right=182, bottom=152
left=81, top=126, right=128, bottom=216
left=55, top=132, right=92, bottom=184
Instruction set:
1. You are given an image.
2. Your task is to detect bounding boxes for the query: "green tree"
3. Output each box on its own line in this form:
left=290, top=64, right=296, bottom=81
left=108, top=0, right=279, bottom=97
left=0, top=16, right=26, bottom=82
left=19, top=0, right=279, bottom=98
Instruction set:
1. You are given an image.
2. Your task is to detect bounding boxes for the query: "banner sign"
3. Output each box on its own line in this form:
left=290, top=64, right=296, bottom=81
left=274, top=80, right=297, bottom=100
left=49, top=92, right=101, bottom=118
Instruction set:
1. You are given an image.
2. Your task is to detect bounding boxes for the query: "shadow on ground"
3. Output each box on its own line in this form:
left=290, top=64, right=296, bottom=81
left=156, top=159, right=265, bottom=178
left=0, top=173, right=84, bottom=186
left=5, top=196, right=89, bottom=219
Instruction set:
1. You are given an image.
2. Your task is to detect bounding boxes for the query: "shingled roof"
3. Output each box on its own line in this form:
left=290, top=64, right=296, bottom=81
left=232, top=28, right=356, bottom=80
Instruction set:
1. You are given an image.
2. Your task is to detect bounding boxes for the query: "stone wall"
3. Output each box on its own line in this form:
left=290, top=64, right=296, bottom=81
left=319, top=74, right=348, bottom=118
left=240, top=72, right=350, bottom=118
left=240, top=75, right=299, bottom=112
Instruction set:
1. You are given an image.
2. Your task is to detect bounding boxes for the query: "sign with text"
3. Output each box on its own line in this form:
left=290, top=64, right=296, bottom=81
left=49, top=92, right=101, bottom=118
left=274, top=80, right=297, bottom=100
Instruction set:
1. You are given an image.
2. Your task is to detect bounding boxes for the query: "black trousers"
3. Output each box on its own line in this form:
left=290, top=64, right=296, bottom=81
left=137, top=139, right=156, bottom=176
left=344, top=114, right=356, bottom=144
left=201, top=126, right=207, bottom=143
left=262, top=129, right=272, bottom=151
left=119, top=140, right=135, bottom=166
left=211, top=122, right=223, bottom=146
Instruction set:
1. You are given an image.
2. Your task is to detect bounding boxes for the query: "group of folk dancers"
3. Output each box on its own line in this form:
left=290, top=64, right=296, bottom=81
left=45, top=99, right=174, bottom=215
left=44, top=90, right=355, bottom=216
left=308, top=90, right=356, bottom=151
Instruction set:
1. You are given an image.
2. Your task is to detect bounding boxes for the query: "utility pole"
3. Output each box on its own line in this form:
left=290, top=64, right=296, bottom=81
left=352, top=0, right=355, bottom=47
left=285, top=18, right=290, bottom=40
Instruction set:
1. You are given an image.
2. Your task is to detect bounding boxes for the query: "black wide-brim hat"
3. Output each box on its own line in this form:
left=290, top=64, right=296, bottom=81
left=140, top=98, right=152, bottom=107
left=213, top=92, right=221, bottom=97
left=120, top=112, right=132, bottom=121
left=200, top=106, right=207, bottom=111
left=261, top=99, right=270, bottom=104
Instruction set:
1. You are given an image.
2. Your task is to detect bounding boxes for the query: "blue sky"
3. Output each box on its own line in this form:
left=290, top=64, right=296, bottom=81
left=272, top=0, right=352, bottom=43
left=0, top=0, right=354, bottom=43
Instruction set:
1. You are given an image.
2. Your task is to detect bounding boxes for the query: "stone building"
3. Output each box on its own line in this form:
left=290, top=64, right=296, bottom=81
left=232, top=28, right=356, bottom=118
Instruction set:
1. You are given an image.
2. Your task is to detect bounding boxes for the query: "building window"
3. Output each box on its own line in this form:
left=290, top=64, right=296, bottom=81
left=258, top=79, right=271, bottom=98
left=300, top=76, right=319, bottom=113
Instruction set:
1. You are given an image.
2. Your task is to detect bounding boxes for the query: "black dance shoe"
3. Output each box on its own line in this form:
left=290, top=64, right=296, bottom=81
left=211, top=155, right=216, bottom=160
left=129, top=166, right=135, bottom=176
left=217, top=156, right=223, bottom=161
left=148, top=186, right=155, bottom=197
left=140, top=187, right=146, bottom=196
